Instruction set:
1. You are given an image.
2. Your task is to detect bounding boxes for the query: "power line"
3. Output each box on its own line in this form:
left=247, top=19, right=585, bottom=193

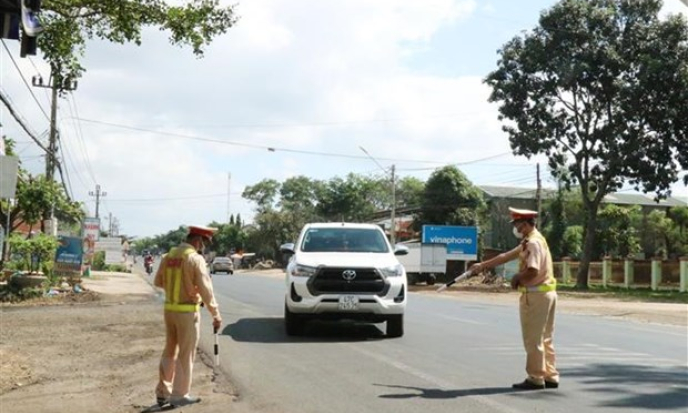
left=0, top=87, right=50, bottom=154
left=67, top=93, right=97, bottom=185
left=0, top=39, right=50, bottom=121
left=103, top=192, right=233, bottom=203
left=62, top=94, right=96, bottom=188
left=143, top=111, right=495, bottom=130
left=73, top=118, right=514, bottom=166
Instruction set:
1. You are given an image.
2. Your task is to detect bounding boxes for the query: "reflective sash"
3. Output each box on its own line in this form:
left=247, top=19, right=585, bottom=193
left=518, top=231, right=556, bottom=293
left=163, top=246, right=200, bottom=312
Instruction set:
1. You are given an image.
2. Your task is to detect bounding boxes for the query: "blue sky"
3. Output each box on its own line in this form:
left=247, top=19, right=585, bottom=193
left=1, top=0, right=686, bottom=238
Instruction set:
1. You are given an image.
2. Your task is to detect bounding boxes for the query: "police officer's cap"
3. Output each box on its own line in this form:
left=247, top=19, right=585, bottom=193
left=188, top=225, right=218, bottom=241
left=508, top=207, right=538, bottom=223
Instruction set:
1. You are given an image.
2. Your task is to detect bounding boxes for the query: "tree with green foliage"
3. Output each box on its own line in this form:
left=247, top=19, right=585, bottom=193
left=562, top=225, right=584, bottom=259
left=644, top=209, right=676, bottom=259
left=667, top=206, right=688, bottom=257
left=416, top=166, right=485, bottom=229
left=0, top=138, right=84, bottom=264
left=595, top=204, right=641, bottom=258
left=485, top=0, right=688, bottom=288
left=242, top=179, right=281, bottom=214
left=279, top=176, right=324, bottom=218
left=396, top=176, right=425, bottom=209
left=206, top=221, right=246, bottom=255
left=7, top=233, right=60, bottom=275
left=38, top=0, right=237, bottom=89
left=151, top=225, right=188, bottom=254
left=315, top=174, right=381, bottom=222
left=542, top=185, right=569, bottom=259
left=244, top=210, right=302, bottom=261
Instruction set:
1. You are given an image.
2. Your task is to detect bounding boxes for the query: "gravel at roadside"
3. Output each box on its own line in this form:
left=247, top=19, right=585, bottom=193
left=0, top=271, right=237, bottom=413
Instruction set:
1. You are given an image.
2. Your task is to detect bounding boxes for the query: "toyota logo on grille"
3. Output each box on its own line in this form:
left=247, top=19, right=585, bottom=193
left=342, top=269, right=357, bottom=281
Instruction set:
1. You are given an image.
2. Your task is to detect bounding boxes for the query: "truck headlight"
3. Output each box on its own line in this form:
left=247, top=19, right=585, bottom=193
left=380, top=264, right=404, bottom=277
left=292, top=264, right=317, bottom=277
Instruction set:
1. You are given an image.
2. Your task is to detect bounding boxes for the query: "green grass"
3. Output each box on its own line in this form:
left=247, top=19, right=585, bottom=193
left=557, top=284, right=688, bottom=304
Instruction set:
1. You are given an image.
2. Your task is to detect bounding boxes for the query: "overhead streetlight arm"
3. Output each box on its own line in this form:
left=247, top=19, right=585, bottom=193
left=359, top=146, right=388, bottom=173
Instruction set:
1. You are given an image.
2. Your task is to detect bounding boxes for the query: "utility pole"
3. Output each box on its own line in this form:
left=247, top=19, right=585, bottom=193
left=89, top=184, right=106, bottom=219
left=32, top=73, right=77, bottom=182
left=390, top=164, right=396, bottom=245
left=32, top=72, right=77, bottom=235
left=359, top=146, right=397, bottom=244
left=108, top=212, right=113, bottom=236
left=227, top=172, right=231, bottom=223
left=536, top=163, right=542, bottom=224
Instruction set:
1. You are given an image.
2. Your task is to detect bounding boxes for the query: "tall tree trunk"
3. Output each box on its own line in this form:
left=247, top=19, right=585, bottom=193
left=576, top=203, right=600, bottom=289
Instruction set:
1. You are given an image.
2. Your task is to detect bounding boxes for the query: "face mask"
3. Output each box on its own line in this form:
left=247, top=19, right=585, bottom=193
left=512, top=226, right=524, bottom=239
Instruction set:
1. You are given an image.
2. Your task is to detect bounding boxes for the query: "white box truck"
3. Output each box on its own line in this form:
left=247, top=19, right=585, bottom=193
left=397, top=242, right=447, bottom=285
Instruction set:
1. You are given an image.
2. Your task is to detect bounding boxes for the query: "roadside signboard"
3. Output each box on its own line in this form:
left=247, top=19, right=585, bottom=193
left=54, top=236, right=83, bottom=278
left=0, top=155, right=19, bottom=199
left=421, top=225, right=478, bottom=261
left=82, top=218, right=100, bottom=242
left=96, top=237, right=124, bottom=265
left=81, top=218, right=100, bottom=275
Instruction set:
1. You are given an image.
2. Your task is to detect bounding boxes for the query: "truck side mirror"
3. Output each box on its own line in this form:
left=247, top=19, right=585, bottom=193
left=394, top=245, right=409, bottom=256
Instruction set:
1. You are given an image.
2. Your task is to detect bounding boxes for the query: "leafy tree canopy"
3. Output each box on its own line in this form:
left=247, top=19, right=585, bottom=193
left=0, top=137, right=84, bottom=237
left=417, top=166, right=485, bottom=228
left=485, top=0, right=688, bottom=287
left=40, top=0, right=238, bottom=85
left=486, top=0, right=688, bottom=201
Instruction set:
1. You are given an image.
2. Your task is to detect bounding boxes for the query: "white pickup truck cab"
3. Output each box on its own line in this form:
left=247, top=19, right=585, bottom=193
left=280, top=222, right=409, bottom=338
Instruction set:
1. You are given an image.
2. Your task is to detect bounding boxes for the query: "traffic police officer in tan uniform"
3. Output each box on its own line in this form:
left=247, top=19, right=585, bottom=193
left=153, top=225, right=222, bottom=407
left=470, top=208, right=559, bottom=390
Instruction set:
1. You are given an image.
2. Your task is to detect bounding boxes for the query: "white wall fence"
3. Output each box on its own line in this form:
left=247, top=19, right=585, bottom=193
left=557, top=256, right=688, bottom=292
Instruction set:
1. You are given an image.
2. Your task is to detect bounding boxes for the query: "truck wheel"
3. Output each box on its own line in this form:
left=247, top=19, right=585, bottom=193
left=285, top=303, right=305, bottom=336
left=408, top=273, right=417, bottom=285
left=386, top=314, right=404, bottom=338
left=426, top=274, right=437, bottom=286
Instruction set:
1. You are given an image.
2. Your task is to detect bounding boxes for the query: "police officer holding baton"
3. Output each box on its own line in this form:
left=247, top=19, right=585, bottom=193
left=469, top=208, right=559, bottom=390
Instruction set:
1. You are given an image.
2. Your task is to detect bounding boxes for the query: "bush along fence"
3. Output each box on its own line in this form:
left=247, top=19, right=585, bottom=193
left=556, top=256, right=688, bottom=292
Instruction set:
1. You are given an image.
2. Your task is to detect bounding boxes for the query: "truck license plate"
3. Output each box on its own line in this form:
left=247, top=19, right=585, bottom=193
left=338, top=295, right=359, bottom=310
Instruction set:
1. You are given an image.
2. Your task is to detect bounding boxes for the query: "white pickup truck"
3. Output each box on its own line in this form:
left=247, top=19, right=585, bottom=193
left=280, top=222, right=409, bottom=338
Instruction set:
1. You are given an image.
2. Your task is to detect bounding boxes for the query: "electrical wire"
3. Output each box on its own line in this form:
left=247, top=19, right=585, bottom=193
left=0, top=39, right=50, bottom=121
left=0, top=86, right=50, bottom=154
left=68, top=93, right=98, bottom=185
left=144, top=111, right=495, bottom=130
left=75, top=118, right=452, bottom=165
left=62, top=94, right=96, bottom=189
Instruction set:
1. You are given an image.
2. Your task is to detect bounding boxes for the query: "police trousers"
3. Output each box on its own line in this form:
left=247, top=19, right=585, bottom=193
left=519, top=290, right=559, bottom=384
left=156, top=311, right=200, bottom=399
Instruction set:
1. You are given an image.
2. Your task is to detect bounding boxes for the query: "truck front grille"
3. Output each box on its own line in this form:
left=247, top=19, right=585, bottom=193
left=308, top=267, right=388, bottom=296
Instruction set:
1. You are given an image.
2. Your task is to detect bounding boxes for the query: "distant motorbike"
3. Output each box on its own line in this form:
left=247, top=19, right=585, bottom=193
left=145, top=260, right=154, bottom=275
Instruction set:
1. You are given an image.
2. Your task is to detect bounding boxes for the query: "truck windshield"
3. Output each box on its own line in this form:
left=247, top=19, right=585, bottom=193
left=301, top=228, right=389, bottom=253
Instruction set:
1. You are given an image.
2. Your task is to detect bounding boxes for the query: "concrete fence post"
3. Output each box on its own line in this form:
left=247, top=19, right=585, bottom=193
left=561, top=257, right=571, bottom=284
left=680, top=256, right=687, bottom=293
left=602, top=256, right=612, bottom=288
left=624, top=258, right=634, bottom=289
left=651, top=257, right=662, bottom=291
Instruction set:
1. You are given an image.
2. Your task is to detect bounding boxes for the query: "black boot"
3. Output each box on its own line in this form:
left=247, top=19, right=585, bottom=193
left=512, top=379, right=545, bottom=390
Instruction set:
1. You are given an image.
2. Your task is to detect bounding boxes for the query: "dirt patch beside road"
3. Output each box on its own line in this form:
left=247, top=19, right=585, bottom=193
left=0, top=271, right=237, bottom=413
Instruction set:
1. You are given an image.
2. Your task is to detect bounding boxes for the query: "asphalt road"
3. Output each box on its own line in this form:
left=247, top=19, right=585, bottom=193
left=196, top=271, right=687, bottom=413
